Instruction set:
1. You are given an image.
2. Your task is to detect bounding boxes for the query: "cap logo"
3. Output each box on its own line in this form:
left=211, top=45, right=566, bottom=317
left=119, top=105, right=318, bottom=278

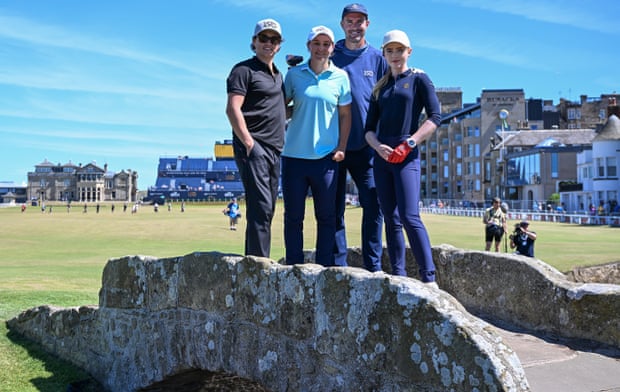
left=262, top=20, right=279, bottom=30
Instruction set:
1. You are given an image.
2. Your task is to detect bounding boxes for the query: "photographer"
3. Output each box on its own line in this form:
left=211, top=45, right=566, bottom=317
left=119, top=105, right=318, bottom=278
left=483, top=197, right=507, bottom=252
left=509, top=221, right=537, bottom=257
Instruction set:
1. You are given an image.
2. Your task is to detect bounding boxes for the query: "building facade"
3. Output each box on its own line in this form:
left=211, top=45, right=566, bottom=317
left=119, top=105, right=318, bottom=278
left=419, top=90, right=620, bottom=209
left=561, top=114, right=620, bottom=214
left=27, top=160, right=138, bottom=203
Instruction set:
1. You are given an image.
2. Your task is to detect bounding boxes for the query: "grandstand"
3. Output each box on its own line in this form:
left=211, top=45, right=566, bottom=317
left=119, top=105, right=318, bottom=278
left=146, top=140, right=245, bottom=202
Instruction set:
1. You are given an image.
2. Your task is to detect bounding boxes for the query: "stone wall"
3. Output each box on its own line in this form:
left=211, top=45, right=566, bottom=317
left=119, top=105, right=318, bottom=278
left=8, top=252, right=529, bottom=392
left=345, top=244, right=620, bottom=348
left=565, top=261, right=620, bottom=284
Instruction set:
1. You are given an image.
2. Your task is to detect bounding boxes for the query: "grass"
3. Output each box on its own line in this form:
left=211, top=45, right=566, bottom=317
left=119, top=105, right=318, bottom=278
left=1, top=201, right=619, bottom=391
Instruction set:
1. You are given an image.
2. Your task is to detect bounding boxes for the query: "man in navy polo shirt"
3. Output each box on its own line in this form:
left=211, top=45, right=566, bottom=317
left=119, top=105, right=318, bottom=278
left=332, top=3, right=388, bottom=270
left=226, top=19, right=286, bottom=258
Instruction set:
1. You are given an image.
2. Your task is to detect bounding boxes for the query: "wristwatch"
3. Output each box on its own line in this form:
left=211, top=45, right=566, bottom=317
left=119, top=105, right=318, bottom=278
left=407, top=138, right=417, bottom=148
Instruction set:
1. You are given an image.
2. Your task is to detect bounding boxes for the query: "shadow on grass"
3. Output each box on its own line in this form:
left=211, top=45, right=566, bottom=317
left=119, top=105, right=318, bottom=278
left=5, top=327, right=104, bottom=392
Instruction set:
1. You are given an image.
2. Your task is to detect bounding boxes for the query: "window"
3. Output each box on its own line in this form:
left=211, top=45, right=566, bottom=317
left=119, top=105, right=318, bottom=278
left=443, top=151, right=449, bottom=162
left=475, top=144, right=480, bottom=156
left=597, top=158, right=605, bottom=177
left=475, top=162, right=481, bottom=175
left=455, top=145, right=462, bottom=159
left=607, top=157, right=617, bottom=177
left=551, top=153, right=559, bottom=178
left=474, top=127, right=480, bottom=137
left=456, top=163, right=462, bottom=176
left=567, top=108, right=581, bottom=120
left=443, top=166, right=449, bottom=178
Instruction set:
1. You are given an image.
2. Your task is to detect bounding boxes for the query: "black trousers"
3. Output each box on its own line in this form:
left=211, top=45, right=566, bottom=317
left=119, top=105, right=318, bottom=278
left=233, top=139, right=280, bottom=258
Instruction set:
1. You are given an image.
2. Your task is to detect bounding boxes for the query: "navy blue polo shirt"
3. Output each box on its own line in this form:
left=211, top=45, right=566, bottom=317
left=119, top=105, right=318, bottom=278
left=226, top=56, right=286, bottom=152
left=365, top=68, right=441, bottom=146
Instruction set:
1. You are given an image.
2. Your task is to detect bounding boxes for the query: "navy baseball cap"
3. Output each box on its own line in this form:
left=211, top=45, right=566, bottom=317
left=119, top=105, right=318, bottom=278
left=342, top=3, right=368, bottom=18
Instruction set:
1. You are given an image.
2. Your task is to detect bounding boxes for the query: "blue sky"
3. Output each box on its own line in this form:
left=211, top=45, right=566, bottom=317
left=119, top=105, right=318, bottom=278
left=1, top=0, right=618, bottom=189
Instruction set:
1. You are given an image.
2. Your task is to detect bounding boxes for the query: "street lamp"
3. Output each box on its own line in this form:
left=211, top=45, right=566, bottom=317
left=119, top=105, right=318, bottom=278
left=498, top=109, right=510, bottom=200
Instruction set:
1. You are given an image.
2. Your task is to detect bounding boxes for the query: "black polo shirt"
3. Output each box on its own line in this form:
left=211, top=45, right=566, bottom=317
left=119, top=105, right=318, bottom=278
left=226, top=56, right=286, bottom=152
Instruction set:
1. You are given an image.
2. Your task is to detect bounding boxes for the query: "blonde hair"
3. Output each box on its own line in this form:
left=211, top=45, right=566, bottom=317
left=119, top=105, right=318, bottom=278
left=372, top=73, right=391, bottom=100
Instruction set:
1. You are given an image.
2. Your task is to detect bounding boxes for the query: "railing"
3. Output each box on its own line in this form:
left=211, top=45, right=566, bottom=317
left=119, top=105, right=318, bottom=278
left=420, top=206, right=620, bottom=226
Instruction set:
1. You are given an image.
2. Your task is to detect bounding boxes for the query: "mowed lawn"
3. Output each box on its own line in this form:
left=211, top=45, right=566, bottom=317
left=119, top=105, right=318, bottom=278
left=1, top=201, right=619, bottom=390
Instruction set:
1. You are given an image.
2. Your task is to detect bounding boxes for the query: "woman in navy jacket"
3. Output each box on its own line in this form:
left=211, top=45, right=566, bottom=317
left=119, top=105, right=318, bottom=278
left=364, top=30, right=441, bottom=285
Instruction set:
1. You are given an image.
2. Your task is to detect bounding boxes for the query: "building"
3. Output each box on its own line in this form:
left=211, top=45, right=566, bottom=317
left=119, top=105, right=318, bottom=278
left=496, top=129, right=595, bottom=210
left=561, top=113, right=620, bottom=214
left=27, top=160, right=138, bottom=203
left=0, top=181, right=27, bottom=204
left=421, top=90, right=620, bottom=208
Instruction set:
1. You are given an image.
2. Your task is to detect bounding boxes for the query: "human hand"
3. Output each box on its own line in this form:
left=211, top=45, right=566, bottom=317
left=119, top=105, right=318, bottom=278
left=332, top=150, right=345, bottom=162
left=387, top=141, right=412, bottom=163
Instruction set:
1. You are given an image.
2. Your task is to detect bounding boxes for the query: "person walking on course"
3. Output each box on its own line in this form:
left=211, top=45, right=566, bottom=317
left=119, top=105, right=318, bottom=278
left=226, top=18, right=286, bottom=258
left=364, top=30, right=441, bottom=286
left=331, top=3, right=388, bottom=270
left=483, top=196, right=507, bottom=252
left=282, top=25, right=351, bottom=266
left=223, top=198, right=241, bottom=231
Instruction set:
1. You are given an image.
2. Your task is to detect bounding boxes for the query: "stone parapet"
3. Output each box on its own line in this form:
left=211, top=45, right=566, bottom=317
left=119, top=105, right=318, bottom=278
left=346, top=245, right=620, bottom=348
left=8, top=251, right=529, bottom=392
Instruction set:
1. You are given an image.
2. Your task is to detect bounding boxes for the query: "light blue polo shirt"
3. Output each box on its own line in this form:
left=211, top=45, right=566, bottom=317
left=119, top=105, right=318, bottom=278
left=283, top=62, right=351, bottom=159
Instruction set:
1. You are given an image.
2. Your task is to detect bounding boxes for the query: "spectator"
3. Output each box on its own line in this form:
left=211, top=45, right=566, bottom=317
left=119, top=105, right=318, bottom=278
left=483, top=197, right=507, bottom=252
left=510, top=221, right=537, bottom=257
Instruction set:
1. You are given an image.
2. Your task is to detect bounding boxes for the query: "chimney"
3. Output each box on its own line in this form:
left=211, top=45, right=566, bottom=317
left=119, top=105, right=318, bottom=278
left=607, top=96, right=620, bottom=118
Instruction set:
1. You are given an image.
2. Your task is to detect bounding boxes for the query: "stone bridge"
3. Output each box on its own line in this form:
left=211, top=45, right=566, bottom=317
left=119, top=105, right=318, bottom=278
left=7, top=245, right=620, bottom=391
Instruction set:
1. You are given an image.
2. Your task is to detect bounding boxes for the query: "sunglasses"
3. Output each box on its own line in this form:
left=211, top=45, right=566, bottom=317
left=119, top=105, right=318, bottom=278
left=257, top=34, right=282, bottom=45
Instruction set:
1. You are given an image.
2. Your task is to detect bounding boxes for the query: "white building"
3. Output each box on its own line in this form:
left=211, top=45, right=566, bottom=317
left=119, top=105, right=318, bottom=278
left=561, top=115, right=620, bottom=214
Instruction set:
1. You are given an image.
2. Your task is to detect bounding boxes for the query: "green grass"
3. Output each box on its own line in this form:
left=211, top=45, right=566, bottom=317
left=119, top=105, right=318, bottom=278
left=1, top=201, right=619, bottom=391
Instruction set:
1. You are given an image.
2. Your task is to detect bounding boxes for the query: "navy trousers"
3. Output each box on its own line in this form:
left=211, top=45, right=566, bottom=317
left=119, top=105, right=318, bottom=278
left=373, top=151, right=436, bottom=282
left=334, top=146, right=383, bottom=270
left=281, top=155, right=338, bottom=266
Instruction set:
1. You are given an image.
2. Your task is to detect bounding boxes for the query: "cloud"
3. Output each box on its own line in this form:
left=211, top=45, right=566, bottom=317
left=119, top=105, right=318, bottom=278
left=0, top=10, right=224, bottom=79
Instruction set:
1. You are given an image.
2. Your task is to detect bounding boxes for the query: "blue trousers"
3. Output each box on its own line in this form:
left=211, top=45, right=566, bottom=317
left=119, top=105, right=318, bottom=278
left=233, top=139, right=280, bottom=258
left=334, top=146, right=383, bottom=270
left=373, top=151, right=436, bottom=282
left=281, top=155, right=338, bottom=266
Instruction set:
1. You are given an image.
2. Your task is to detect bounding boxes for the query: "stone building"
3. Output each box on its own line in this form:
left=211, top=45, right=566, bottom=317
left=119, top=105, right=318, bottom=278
left=27, top=159, right=138, bottom=203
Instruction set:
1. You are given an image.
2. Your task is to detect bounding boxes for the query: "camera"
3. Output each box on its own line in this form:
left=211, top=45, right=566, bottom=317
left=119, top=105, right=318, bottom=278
left=286, top=54, right=303, bottom=67
left=509, top=223, right=522, bottom=241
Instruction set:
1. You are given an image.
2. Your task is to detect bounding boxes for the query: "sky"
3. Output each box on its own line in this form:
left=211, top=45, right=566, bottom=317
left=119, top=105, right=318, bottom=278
left=1, top=0, right=619, bottom=189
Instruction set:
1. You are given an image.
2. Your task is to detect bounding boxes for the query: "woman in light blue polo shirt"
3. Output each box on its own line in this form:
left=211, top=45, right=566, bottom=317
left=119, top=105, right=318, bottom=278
left=282, top=25, right=352, bottom=266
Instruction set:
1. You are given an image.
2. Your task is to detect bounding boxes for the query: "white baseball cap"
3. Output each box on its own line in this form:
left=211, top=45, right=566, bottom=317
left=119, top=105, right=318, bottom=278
left=307, top=25, right=335, bottom=43
left=382, top=29, right=411, bottom=48
left=254, top=19, right=282, bottom=37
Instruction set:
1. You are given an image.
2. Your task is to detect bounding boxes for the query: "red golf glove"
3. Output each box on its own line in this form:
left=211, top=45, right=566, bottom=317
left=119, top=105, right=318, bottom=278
left=387, top=141, right=412, bottom=163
